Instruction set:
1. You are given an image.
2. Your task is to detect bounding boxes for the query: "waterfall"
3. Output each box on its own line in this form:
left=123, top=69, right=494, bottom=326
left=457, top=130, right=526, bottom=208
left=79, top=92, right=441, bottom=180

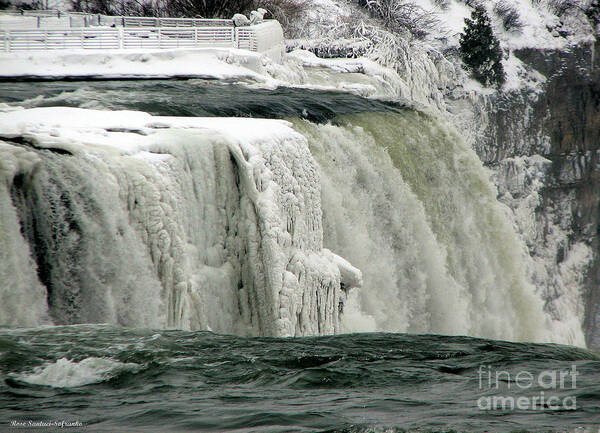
left=0, top=107, right=358, bottom=336
left=0, top=106, right=586, bottom=345
left=294, top=111, right=585, bottom=346
left=0, top=144, right=50, bottom=327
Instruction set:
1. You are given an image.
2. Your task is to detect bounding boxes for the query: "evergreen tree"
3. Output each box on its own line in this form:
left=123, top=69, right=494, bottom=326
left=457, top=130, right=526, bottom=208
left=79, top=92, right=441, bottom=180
left=586, top=0, right=600, bottom=27
left=459, top=6, right=506, bottom=87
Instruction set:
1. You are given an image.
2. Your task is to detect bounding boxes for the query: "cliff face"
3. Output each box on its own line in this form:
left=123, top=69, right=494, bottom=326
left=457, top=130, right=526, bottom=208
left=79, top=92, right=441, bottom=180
left=479, top=41, right=600, bottom=349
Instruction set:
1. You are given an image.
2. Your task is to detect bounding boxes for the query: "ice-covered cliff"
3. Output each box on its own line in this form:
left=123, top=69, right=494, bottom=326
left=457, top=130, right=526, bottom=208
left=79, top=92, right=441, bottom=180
left=0, top=107, right=361, bottom=336
left=481, top=43, right=600, bottom=349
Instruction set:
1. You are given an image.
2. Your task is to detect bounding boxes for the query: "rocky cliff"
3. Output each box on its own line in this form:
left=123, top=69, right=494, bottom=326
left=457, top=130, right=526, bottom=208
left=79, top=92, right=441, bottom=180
left=480, top=40, right=600, bottom=349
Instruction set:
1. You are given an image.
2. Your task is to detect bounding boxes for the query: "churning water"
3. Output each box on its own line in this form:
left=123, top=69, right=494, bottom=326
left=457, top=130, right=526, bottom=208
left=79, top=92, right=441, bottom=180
left=0, top=326, right=599, bottom=432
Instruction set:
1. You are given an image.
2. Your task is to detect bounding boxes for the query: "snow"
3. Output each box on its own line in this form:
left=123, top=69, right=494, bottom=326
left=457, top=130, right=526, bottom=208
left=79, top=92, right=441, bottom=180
left=283, top=0, right=595, bottom=103
left=292, top=0, right=594, bottom=53
left=0, top=14, right=41, bottom=29
left=284, top=49, right=406, bottom=98
left=440, top=2, right=472, bottom=40
left=0, top=106, right=295, bottom=153
left=0, top=48, right=273, bottom=82
left=502, top=51, right=547, bottom=91
left=386, top=0, right=593, bottom=50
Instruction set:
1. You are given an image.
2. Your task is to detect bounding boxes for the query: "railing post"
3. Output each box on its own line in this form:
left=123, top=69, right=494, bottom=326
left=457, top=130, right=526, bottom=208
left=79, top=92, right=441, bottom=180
left=194, top=27, right=197, bottom=46
left=37, top=16, right=41, bottom=28
left=158, top=28, right=161, bottom=48
left=118, top=27, right=124, bottom=49
left=4, top=30, right=9, bottom=53
left=81, top=28, right=84, bottom=48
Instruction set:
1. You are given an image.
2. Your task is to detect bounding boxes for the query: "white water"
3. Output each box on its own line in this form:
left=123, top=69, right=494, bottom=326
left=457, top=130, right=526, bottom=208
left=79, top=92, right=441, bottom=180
left=0, top=143, right=49, bottom=327
left=294, top=112, right=585, bottom=345
left=12, top=357, right=141, bottom=388
left=0, top=106, right=587, bottom=345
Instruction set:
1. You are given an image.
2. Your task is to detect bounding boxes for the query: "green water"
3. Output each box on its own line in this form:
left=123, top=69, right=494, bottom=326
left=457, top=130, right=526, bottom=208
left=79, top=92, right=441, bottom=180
left=0, top=326, right=598, bottom=432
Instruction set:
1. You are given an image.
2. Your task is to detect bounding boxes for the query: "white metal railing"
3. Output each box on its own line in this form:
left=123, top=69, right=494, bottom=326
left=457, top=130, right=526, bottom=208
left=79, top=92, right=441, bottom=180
left=3, top=27, right=121, bottom=50
left=1, top=10, right=233, bottom=28
left=120, top=17, right=233, bottom=27
left=1, top=21, right=284, bottom=54
left=20, top=9, right=64, bottom=17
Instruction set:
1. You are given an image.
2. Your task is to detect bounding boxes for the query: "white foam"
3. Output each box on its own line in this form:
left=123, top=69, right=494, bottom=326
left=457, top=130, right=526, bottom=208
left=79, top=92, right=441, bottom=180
left=14, top=357, right=141, bottom=388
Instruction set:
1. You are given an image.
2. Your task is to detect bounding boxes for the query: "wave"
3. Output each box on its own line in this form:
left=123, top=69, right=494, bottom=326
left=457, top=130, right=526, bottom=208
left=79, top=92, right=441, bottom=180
left=10, top=357, right=142, bottom=388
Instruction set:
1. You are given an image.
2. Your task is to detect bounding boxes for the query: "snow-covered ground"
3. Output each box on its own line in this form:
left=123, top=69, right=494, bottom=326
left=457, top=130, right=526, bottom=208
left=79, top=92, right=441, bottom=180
left=0, top=48, right=272, bottom=81
left=288, top=0, right=595, bottom=94
left=0, top=105, right=296, bottom=153
left=303, top=0, right=594, bottom=49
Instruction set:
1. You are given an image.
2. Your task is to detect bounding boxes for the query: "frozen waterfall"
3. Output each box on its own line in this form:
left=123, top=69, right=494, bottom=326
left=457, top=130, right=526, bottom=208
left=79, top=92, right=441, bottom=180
left=0, top=106, right=586, bottom=345
left=0, top=107, right=360, bottom=336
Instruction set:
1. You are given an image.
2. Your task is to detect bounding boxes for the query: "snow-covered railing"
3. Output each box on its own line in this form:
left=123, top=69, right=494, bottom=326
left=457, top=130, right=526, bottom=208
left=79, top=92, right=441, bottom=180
left=1, top=10, right=233, bottom=28
left=1, top=21, right=284, bottom=56
left=119, top=17, right=233, bottom=27
left=236, top=21, right=283, bottom=53
left=20, top=9, right=64, bottom=17
left=122, top=27, right=236, bottom=49
left=3, top=27, right=121, bottom=50
left=85, top=15, right=234, bottom=28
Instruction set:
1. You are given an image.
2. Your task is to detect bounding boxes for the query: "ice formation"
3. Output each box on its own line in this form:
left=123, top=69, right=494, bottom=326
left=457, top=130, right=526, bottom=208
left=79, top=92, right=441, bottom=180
left=0, top=107, right=360, bottom=336
left=0, top=143, right=50, bottom=327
